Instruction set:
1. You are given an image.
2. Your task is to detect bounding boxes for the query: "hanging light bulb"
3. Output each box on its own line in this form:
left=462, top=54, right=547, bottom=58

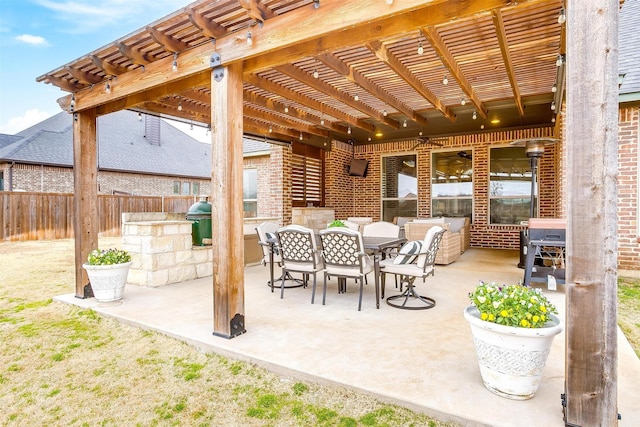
left=284, top=105, right=289, bottom=113
left=480, top=124, right=485, bottom=130
left=461, top=98, right=466, bottom=106
left=417, top=40, right=424, bottom=55
left=551, top=101, right=556, bottom=111
left=442, top=75, right=448, bottom=85
left=383, top=110, right=387, bottom=116
left=268, top=125, right=273, bottom=133
left=320, top=116, right=325, bottom=126
left=558, top=8, right=566, bottom=25
left=472, top=110, right=477, bottom=120
left=313, top=0, right=320, bottom=9
left=172, top=53, right=178, bottom=72
left=556, top=54, right=564, bottom=67
left=313, top=68, right=319, bottom=79
left=402, top=119, right=408, bottom=128
left=347, top=126, right=352, bottom=135
left=105, top=81, right=111, bottom=94
left=190, top=123, right=194, bottom=130
left=246, top=31, right=253, bottom=46
left=354, top=93, right=359, bottom=102
left=299, top=132, right=303, bottom=140
left=551, top=84, right=557, bottom=93
left=177, top=101, right=183, bottom=111
left=418, top=131, right=423, bottom=136
left=138, top=112, right=142, bottom=121
left=551, top=116, right=556, bottom=123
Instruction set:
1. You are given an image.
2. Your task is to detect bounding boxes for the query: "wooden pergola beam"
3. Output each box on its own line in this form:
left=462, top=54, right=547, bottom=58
left=90, top=55, right=129, bottom=76
left=422, top=25, right=488, bottom=119
left=146, top=26, right=190, bottom=53
left=116, top=42, right=154, bottom=66
left=491, top=10, right=525, bottom=116
left=185, top=6, right=228, bottom=39
left=244, top=104, right=329, bottom=138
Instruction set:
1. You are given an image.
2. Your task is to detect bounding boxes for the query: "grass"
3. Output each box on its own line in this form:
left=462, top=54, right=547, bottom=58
left=0, top=239, right=458, bottom=427
left=618, top=276, right=640, bottom=358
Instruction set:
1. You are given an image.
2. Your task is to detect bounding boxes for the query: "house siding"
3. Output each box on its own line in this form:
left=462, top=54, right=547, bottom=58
left=618, top=106, right=640, bottom=273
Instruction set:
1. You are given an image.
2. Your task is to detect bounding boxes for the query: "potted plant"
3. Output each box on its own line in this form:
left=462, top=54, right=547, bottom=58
left=83, top=248, right=132, bottom=302
left=463, top=281, right=563, bottom=400
left=328, top=219, right=346, bottom=228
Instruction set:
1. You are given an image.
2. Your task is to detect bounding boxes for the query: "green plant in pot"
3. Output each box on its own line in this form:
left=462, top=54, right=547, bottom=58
left=463, top=281, right=563, bottom=400
left=83, top=248, right=133, bottom=302
left=328, top=219, right=346, bottom=228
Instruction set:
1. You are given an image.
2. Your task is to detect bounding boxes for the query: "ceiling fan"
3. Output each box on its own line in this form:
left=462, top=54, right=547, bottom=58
left=457, top=150, right=472, bottom=160
left=410, top=136, right=446, bottom=150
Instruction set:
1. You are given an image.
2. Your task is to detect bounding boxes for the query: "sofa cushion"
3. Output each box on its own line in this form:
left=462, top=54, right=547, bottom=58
left=445, top=217, right=466, bottom=233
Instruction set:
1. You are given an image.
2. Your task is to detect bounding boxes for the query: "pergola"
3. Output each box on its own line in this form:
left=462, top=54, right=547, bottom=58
left=37, top=1, right=620, bottom=424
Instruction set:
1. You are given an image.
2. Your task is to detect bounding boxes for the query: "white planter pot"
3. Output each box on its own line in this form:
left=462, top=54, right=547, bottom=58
left=83, top=262, right=132, bottom=302
left=463, top=305, right=563, bottom=400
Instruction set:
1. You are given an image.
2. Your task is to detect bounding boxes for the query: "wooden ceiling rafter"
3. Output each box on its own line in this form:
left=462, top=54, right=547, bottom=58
left=275, top=63, right=401, bottom=129
left=245, top=74, right=375, bottom=133
left=244, top=104, right=329, bottom=138
left=365, top=39, right=456, bottom=122
left=245, top=116, right=309, bottom=140
left=238, top=0, right=276, bottom=23
left=317, top=53, right=428, bottom=127
left=421, top=25, right=488, bottom=119
left=491, top=10, right=525, bottom=116
left=64, top=66, right=103, bottom=85
left=243, top=90, right=348, bottom=134
left=90, top=55, right=129, bottom=77
left=116, top=42, right=154, bottom=66
left=146, top=26, right=191, bottom=53
left=185, top=6, right=229, bottom=39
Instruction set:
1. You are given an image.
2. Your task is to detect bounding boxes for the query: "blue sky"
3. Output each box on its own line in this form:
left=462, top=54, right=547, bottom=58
left=0, top=0, right=208, bottom=140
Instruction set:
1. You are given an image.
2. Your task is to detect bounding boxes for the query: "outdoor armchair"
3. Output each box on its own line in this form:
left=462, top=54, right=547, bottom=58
left=319, top=227, right=378, bottom=311
left=379, top=226, right=445, bottom=310
left=276, top=225, right=324, bottom=301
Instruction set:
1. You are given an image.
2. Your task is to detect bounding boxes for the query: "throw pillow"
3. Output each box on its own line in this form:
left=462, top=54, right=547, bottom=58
left=393, top=240, right=423, bottom=265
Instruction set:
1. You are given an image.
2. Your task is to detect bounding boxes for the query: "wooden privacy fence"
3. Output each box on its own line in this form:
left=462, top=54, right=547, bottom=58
left=0, top=192, right=196, bottom=241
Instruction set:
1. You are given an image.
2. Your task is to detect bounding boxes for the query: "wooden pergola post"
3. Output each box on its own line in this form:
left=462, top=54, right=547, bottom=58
left=72, top=109, right=99, bottom=298
left=564, top=0, right=619, bottom=424
left=210, top=62, right=246, bottom=338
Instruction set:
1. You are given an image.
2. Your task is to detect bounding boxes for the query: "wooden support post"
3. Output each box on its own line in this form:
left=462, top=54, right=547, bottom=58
left=210, top=62, right=246, bottom=338
left=72, top=110, right=99, bottom=298
left=564, top=0, right=619, bottom=425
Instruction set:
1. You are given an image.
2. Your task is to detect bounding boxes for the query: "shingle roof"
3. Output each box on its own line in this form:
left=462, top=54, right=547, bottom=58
left=620, top=0, right=640, bottom=98
left=0, top=111, right=272, bottom=179
left=0, top=134, right=22, bottom=151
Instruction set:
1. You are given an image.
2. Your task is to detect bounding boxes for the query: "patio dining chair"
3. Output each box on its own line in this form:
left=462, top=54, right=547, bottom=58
left=379, top=226, right=445, bottom=310
left=276, top=225, right=324, bottom=301
left=319, top=227, right=378, bottom=311
left=256, top=222, right=304, bottom=292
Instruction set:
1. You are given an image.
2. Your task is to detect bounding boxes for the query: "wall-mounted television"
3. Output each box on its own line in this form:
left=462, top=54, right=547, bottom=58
left=349, top=158, right=369, bottom=177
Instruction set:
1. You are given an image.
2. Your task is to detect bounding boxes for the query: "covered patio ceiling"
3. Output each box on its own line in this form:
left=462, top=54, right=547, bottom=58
left=37, top=0, right=564, bottom=147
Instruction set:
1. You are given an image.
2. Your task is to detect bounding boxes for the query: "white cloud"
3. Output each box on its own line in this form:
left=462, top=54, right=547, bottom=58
left=34, top=1, right=188, bottom=34
left=15, top=34, right=49, bottom=46
left=0, top=109, right=53, bottom=135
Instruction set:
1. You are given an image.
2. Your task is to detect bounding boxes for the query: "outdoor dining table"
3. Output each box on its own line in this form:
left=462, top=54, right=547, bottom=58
left=265, top=233, right=405, bottom=307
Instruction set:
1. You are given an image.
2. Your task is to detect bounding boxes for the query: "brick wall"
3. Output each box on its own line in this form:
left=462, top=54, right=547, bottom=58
left=618, top=106, right=639, bottom=273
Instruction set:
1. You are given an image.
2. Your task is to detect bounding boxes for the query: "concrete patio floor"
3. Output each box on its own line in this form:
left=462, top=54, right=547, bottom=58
left=56, top=248, right=640, bottom=426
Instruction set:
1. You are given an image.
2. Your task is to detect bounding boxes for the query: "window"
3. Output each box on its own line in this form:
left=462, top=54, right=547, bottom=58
left=431, top=150, right=473, bottom=219
left=291, top=142, right=324, bottom=207
left=489, top=146, right=532, bottom=225
left=243, top=168, right=258, bottom=218
left=381, top=154, right=418, bottom=222
left=173, top=181, right=180, bottom=194
left=192, top=182, right=200, bottom=196
left=181, top=182, right=190, bottom=195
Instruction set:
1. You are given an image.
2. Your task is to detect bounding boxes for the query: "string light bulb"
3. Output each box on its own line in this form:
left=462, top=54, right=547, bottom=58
left=138, top=112, right=142, bottom=121
left=299, top=132, right=303, bottom=140
left=558, top=8, right=566, bottom=25
left=177, top=101, right=183, bottom=111
left=472, top=110, right=477, bottom=120
left=313, top=68, right=319, bottom=79
left=442, top=75, right=448, bottom=85
left=354, top=93, right=359, bottom=102
left=383, top=110, right=387, bottom=116
left=190, top=123, right=194, bottom=130
left=417, top=40, right=424, bottom=55
left=268, top=125, right=273, bottom=133
left=347, top=126, right=352, bottom=135
left=314, top=0, right=320, bottom=9
left=551, top=84, right=557, bottom=93
left=172, top=53, right=178, bottom=72
left=461, top=98, right=466, bottom=106
left=402, top=119, right=408, bottom=128
left=246, top=31, right=253, bottom=46
left=551, top=101, right=556, bottom=111
left=284, top=105, right=289, bottom=113
left=105, top=81, right=111, bottom=94
left=556, top=54, right=565, bottom=67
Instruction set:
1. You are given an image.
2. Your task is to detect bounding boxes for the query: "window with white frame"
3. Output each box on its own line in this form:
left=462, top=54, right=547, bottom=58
left=488, top=146, right=532, bottom=225
left=243, top=168, right=258, bottom=218
left=381, top=154, right=418, bottom=222
left=431, top=149, right=473, bottom=220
